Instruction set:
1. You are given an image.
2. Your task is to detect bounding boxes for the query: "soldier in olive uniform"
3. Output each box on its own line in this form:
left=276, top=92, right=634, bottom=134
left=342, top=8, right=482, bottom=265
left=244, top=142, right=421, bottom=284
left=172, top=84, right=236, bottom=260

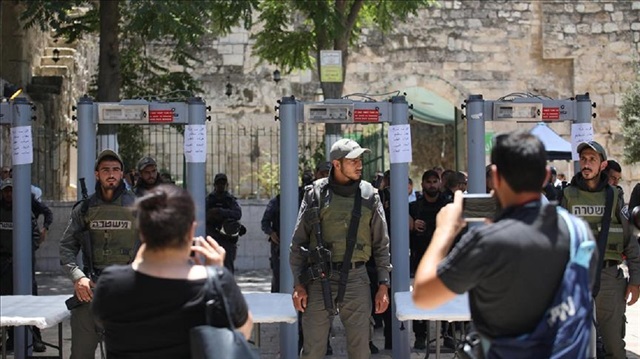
left=133, top=156, right=163, bottom=197
left=291, top=139, right=391, bottom=359
left=60, top=149, right=138, bottom=359
left=561, top=141, right=640, bottom=358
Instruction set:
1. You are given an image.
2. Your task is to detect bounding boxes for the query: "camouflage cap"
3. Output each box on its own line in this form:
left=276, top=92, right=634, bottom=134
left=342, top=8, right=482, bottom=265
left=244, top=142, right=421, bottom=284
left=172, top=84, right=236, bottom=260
left=95, top=149, right=124, bottom=170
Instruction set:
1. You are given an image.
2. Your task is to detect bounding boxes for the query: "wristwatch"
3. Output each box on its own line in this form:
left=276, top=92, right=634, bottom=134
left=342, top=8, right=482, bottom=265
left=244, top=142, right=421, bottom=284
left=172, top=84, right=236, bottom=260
left=378, top=280, right=390, bottom=286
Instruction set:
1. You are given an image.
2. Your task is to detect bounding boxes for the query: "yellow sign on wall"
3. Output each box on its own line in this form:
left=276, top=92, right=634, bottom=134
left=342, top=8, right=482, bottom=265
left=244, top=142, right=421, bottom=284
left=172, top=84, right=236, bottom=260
left=320, top=50, right=343, bottom=83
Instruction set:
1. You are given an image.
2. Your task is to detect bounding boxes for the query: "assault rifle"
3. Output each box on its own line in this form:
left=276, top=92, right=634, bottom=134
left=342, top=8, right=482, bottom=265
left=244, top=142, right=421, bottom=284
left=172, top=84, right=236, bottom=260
left=298, top=207, right=336, bottom=315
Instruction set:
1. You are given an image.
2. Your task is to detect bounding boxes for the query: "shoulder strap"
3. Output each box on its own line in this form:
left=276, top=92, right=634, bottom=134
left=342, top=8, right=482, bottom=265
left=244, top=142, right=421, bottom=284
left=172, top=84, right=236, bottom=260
left=204, top=266, right=235, bottom=329
left=596, top=186, right=614, bottom=263
left=335, top=185, right=362, bottom=307
left=556, top=207, right=594, bottom=268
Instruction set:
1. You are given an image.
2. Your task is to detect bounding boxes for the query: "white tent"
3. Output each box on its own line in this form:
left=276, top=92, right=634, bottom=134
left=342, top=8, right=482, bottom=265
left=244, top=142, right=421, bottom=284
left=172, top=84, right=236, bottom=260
left=530, top=122, right=572, bottom=160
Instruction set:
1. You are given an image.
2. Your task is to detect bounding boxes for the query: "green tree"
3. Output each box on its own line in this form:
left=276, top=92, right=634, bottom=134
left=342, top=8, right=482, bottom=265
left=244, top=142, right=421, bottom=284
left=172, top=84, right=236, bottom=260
left=20, top=0, right=256, bottom=160
left=621, top=80, right=640, bottom=164
left=252, top=0, right=436, bottom=153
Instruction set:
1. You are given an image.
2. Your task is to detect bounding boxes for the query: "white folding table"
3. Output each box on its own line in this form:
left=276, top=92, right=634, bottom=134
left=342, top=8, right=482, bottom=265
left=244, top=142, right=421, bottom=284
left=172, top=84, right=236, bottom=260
left=243, top=292, right=298, bottom=346
left=395, top=291, right=471, bottom=359
left=0, top=295, right=71, bottom=359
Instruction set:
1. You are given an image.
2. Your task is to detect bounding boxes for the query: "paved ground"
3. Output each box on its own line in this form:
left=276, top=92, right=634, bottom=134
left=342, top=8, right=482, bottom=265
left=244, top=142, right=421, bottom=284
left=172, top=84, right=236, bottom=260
left=3, top=269, right=640, bottom=358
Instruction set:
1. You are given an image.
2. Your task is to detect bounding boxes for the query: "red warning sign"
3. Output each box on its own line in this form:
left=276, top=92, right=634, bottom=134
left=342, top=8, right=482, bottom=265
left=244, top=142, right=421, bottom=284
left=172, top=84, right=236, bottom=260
left=149, top=109, right=174, bottom=123
left=353, top=109, right=380, bottom=123
left=542, top=107, right=560, bottom=120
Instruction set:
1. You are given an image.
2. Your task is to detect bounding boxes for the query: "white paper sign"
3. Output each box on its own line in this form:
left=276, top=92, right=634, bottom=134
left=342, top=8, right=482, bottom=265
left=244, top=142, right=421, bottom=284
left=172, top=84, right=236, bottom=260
left=184, top=125, right=207, bottom=163
left=570, top=123, right=593, bottom=161
left=388, top=124, right=412, bottom=164
left=11, top=125, right=33, bottom=165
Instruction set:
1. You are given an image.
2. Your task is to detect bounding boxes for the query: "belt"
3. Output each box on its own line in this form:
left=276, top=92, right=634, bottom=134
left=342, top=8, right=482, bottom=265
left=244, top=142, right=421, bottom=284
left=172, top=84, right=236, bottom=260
left=330, top=261, right=365, bottom=270
left=603, top=260, right=620, bottom=268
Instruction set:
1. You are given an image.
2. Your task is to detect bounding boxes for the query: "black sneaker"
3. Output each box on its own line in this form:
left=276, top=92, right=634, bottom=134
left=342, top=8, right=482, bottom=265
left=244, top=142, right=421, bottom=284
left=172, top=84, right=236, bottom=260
left=2, top=339, right=14, bottom=352
left=442, top=335, right=456, bottom=350
left=326, top=343, right=333, bottom=356
left=414, top=336, right=426, bottom=350
left=33, top=340, right=47, bottom=353
left=369, top=341, right=379, bottom=354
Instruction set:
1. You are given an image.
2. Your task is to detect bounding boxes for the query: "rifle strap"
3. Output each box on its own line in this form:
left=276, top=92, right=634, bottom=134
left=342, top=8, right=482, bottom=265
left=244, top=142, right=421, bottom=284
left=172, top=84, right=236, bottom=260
left=312, top=183, right=326, bottom=248
left=593, top=185, right=614, bottom=296
left=335, top=185, right=362, bottom=307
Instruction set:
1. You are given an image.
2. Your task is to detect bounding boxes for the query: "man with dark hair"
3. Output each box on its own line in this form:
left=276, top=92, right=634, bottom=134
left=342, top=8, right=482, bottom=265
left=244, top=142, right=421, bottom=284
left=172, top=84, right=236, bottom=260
left=604, top=159, right=624, bottom=199
left=543, top=167, right=561, bottom=202
left=291, top=138, right=391, bottom=359
left=561, top=141, right=640, bottom=358
left=414, top=130, right=597, bottom=356
left=441, top=170, right=466, bottom=202
left=206, top=173, right=242, bottom=273
left=409, top=169, right=448, bottom=349
left=59, top=149, right=138, bottom=358
left=133, top=156, right=163, bottom=197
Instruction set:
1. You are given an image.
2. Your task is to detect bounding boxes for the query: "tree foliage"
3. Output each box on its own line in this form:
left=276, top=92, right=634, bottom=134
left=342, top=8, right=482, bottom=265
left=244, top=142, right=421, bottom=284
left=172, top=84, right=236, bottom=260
left=621, top=80, right=640, bottom=164
left=252, top=0, right=436, bottom=97
left=19, top=0, right=256, bottom=164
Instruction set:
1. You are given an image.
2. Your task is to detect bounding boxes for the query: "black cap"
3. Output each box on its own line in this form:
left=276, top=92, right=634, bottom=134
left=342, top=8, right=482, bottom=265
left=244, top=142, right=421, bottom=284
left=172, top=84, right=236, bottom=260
left=214, top=173, right=228, bottom=183
left=422, top=169, right=440, bottom=181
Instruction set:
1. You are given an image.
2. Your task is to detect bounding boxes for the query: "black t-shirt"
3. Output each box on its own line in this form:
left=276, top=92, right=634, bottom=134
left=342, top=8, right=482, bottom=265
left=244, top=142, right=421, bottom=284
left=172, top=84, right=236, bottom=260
left=92, top=265, right=248, bottom=359
left=409, top=194, right=449, bottom=255
left=438, top=201, right=571, bottom=338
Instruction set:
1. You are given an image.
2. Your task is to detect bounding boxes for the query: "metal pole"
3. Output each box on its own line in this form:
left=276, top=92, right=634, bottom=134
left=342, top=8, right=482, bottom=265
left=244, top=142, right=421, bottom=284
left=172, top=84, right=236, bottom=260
left=278, top=96, right=298, bottom=359
left=187, top=97, right=207, bottom=237
left=465, top=95, right=486, bottom=194
left=11, top=97, right=32, bottom=359
left=574, top=93, right=593, bottom=176
left=76, top=96, right=96, bottom=199
left=389, top=96, right=411, bottom=359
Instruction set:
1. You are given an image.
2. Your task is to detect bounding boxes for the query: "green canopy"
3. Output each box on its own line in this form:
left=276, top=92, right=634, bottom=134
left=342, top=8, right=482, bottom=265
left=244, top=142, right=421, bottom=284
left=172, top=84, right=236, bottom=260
left=403, top=86, right=455, bottom=126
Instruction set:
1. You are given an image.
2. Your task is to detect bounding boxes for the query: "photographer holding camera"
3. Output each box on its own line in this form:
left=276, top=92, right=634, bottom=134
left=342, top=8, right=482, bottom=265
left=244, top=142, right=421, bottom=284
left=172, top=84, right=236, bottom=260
left=413, top=130, right=598, bottom=358
left=290, top=138, right=391, bottom=359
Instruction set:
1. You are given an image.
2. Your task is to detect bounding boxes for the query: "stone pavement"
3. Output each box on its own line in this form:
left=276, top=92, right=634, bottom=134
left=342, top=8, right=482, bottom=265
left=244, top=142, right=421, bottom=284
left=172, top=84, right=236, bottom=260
left=5, top=269, right=640, bottom=358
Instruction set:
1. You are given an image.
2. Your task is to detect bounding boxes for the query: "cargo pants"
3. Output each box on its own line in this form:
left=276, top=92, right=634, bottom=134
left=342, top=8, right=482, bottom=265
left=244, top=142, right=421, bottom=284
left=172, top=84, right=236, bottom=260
left=301, top=266, right=371, bottom=359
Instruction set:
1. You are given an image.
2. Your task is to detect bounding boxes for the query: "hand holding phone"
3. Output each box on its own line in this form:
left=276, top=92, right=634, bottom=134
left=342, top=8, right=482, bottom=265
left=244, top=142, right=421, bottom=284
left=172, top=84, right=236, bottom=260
left=462, top=193, right=498, bottom=222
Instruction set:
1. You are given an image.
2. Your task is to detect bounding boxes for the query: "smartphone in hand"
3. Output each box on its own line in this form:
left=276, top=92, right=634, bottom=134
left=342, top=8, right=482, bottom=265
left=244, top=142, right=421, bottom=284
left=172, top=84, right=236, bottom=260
left=462, top=193, right=498, bottom=222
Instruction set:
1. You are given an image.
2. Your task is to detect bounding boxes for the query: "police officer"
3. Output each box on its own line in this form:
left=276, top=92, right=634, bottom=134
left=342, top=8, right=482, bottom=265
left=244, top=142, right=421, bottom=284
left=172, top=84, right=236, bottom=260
left=60, top=149, right=138, bottom=359
left=205, top=173, right=242, bottom=273
left=291, top=138, right=391, bottom=359
left=133, top=156, right=163, bottom=197
left=561, top=141, right=640, bottom=358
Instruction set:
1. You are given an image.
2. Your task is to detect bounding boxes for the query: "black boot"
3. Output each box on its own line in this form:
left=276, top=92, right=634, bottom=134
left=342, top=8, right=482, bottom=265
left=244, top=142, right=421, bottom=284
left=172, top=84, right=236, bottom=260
left=369, top=341, right=379, bottom=354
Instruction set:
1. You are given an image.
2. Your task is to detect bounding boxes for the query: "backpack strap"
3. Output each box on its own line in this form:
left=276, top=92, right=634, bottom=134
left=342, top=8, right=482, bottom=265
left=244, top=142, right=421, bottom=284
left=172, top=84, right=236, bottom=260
left=556, top=206, right=595, bottom=269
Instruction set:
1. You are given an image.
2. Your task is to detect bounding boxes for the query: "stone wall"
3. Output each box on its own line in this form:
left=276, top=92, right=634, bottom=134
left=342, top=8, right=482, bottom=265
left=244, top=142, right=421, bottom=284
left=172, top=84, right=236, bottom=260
left=182, top=0, right=640, bottom=195
left=362, top=0, right=639, bottom=194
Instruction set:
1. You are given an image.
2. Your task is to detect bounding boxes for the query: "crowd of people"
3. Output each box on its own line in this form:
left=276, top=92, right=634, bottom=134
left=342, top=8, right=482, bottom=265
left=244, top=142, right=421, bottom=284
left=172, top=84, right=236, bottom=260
left=1, top=131, right=639, bottom=358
